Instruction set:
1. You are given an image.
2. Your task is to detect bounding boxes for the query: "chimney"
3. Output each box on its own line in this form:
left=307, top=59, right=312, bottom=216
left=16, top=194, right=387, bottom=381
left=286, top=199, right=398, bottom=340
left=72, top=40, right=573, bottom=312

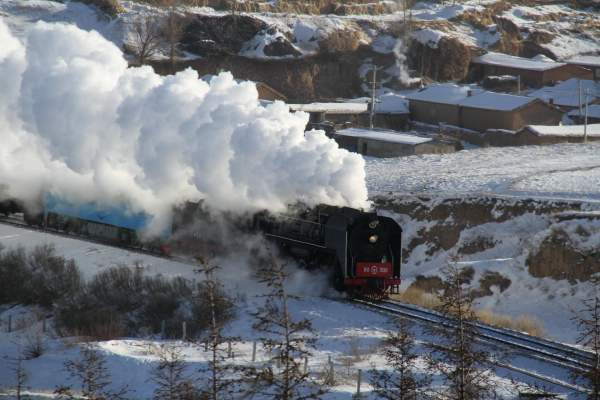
left=467, top=90, right=473, bottom=97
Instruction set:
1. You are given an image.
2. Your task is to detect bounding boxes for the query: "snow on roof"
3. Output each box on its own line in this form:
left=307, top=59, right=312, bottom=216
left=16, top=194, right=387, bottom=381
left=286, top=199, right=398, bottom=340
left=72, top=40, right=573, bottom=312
left=289, top=102, right=368, bottom=114
left=375, top=93, right=410, bottom=114
left=335, top=128, right=432, bottom=145
left=406, top=83, right=534, bottom=111
left=459, top=91, right=535, bottom=111
left=567, top=55, right=600, bottom=68
left=472, top=52, right=565, bottom=71
left=568, top=105, right=600, bottom=119
left=525, top=123, right=600, bottom=137
left=405, top=83, right=483, bottom=105
left=528, top=78, right=600, bottom=108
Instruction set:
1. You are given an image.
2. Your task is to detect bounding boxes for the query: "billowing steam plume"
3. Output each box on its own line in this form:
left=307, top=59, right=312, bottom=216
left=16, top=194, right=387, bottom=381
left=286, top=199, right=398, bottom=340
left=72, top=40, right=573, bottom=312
left=0, top=20, right=369, bottom=232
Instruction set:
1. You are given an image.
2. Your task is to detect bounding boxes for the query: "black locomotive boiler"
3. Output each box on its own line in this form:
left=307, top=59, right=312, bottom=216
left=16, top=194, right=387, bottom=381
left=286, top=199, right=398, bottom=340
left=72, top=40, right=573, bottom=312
left=254, top=205, right=403, bottom=298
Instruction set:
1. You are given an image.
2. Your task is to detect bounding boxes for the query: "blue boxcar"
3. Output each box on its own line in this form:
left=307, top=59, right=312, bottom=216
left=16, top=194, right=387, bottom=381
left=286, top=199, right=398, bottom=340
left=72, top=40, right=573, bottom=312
left=43, top=194, right=171, bottom=244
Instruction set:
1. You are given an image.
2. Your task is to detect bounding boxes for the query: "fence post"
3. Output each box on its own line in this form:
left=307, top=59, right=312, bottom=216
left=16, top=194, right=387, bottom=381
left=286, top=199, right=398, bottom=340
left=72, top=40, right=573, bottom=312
left=356, top=369, right=362, bottom=398
left=160, top=320, right=166, bottom=339
left=42, top=318, right=46, bottom=333
left=328, top=355, right=334, bottom=384
left=252, top=341, right=257, bottom=362
left=228, top=341, right=232, bottom=358
left=204, top=340, right=208, bottom=352
left=304, top=356, right=308, bottom=374
left=182, top=321, right=187, bottom=341
left=8, top=315, right=11, bottom=333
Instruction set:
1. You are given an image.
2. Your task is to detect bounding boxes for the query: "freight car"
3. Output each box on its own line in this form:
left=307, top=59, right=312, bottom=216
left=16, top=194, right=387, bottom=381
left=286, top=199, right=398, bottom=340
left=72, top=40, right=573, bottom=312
left=254, top=205, right=402, bottom=298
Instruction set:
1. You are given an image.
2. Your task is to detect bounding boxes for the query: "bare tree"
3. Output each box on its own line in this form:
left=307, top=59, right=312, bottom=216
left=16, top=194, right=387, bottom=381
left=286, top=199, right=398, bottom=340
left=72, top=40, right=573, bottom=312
left=572, top=280, right=600, bottom=399
left=245, top=253, right=326, bottom=400
left=161, top=0, right=187, bottom=74
left=60, top=344, right=128, bottom=400
left=131, top=16, right=163, bottom=66
left=5, top=349, right=29, bottom=400
left=370, top=318, right=430, bottom=400
left=151, top=344, right=196, bottom=400
left=198, top=260, right=239, bottom=400
left=426, top=264, right=493, bottom=400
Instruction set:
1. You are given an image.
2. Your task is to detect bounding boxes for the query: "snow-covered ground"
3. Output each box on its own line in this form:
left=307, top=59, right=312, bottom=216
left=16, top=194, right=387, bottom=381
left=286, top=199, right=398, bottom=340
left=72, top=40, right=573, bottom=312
left=0, top=223, right=583, bottom=399
left=366, top=142, right=600, bottom=202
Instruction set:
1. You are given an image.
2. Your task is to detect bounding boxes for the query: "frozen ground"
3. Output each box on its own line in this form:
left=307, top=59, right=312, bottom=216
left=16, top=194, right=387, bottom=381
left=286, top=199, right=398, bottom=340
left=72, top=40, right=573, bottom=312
left=366, top=142, right=600, bottom=202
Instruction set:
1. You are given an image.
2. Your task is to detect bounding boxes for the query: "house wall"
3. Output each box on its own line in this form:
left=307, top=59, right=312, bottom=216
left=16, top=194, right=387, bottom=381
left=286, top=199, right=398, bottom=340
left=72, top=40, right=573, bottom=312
left=413, top=142, right=457, bottom=155
left=457, top=101, right=562, bottom=132
left=256, top=83, right=288, bottom=101
left=409, top=100, right=460, bottom=126
left=333, top=135, right=457, bottom=157
left=543, top=65, right=593, bottom=84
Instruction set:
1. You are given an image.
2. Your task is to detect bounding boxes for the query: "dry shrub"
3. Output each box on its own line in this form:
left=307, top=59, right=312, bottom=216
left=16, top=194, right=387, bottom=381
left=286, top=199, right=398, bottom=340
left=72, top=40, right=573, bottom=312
left=319, top=29, right=362, bottom=55
left=392, top=287, right=441, bottom=309
left=514, top=315, right=545, bottom=337
left=394, top=288, right=544, bottom=337
left=74, top=0, right=124, bottom=16
left=476, top=309, right=545, bottom=337
left=54, top=265, right=235, bottom=340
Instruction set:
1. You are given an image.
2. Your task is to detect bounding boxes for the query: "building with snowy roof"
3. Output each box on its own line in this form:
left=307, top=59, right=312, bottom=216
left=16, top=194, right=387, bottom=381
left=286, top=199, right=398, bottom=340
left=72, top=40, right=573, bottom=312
left=333, top=127, right=458, bottom=158
left=568, top=105, right=600, bottom=124
left=470, top=52, right=592, bottom=88
left=289, top=98, right=410, bottom=130
left=566, top=56, right=600, bottom=81
left=516, top=123, right=600, bottom=145
left=528, top=78, right=600, bottom=110
left=405, top=83, right=563, bottom=132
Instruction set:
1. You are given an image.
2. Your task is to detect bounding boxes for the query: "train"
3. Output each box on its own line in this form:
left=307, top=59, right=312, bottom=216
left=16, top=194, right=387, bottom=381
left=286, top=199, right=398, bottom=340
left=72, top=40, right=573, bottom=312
left=0, top=194, right=403, bottom=298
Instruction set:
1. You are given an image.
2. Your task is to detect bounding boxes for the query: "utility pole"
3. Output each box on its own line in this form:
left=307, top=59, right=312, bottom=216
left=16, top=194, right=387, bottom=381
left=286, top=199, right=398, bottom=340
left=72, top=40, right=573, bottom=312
left=579, top=79, right=583, bottom=115
left=369, top=67, right=378, bottom=129
left=584, top=88, right=590, bottom=144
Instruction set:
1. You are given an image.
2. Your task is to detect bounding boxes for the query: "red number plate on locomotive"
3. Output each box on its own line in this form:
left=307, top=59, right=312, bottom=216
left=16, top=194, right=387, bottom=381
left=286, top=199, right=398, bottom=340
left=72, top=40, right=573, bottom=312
left=356, top=262, right=393, bottom=277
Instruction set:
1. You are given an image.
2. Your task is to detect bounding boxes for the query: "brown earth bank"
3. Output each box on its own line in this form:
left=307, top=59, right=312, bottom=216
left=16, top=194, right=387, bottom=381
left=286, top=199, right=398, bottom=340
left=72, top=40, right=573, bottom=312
left=375, top=195, right=600, bottom=282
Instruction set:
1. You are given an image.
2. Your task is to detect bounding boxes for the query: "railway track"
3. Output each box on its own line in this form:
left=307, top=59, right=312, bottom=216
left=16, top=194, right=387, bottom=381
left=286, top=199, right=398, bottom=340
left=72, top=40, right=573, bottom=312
left=352, top=298, right=594, bottom=395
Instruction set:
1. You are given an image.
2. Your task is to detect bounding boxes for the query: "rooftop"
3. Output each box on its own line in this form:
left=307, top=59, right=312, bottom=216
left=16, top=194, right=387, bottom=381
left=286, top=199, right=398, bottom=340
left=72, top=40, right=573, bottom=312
left=528, top=78, right=600, bottom=108
left=568, top=104, right=600, bottom=119
left=405, top=83, right=483, bottom=105
left=472, top=52, right=565, bottom=71
left=406, top=83, right=535, bottom=111
left=335, top=128, right=432, bottom=145
left=524, top=123, right=600, bottom=137
left=567, top=55, right=600, bottom=68
left=375, top=93, right=410, bottom=114
left=289, top=102, right=368, bottom=114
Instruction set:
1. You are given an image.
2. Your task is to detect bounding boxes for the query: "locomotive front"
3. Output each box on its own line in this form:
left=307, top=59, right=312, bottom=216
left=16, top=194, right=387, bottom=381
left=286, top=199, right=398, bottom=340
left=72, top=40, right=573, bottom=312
left=344, top=212, right=402, bottom=298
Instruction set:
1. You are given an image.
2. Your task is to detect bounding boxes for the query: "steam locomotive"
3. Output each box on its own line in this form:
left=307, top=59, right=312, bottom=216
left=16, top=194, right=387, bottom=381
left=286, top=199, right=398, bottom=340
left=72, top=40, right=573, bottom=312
left=0, top=196, right=402, bottom=298
left=254, top=205, right=402, bottom=298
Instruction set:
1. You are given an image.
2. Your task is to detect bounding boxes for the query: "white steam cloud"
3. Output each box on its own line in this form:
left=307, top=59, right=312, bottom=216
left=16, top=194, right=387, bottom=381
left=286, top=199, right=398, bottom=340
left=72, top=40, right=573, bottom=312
left=0, top=20, right=368, bottom=231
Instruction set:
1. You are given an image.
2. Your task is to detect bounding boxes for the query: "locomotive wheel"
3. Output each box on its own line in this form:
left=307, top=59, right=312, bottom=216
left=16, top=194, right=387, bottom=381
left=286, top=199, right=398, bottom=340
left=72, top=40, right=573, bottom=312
left=331, top=264, right=345, bottom=293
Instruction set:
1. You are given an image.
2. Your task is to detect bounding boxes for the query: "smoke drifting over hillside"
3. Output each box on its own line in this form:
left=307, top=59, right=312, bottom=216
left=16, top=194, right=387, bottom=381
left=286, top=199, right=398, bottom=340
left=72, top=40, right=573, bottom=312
left=0, top=20, right=368, bottom=231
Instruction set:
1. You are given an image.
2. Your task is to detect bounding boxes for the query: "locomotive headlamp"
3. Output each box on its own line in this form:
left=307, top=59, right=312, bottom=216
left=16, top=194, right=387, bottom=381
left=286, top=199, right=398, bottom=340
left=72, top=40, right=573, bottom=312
left=369, top=234, right=379, bottom=243
left=369, top=220, right=379, bottom=229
